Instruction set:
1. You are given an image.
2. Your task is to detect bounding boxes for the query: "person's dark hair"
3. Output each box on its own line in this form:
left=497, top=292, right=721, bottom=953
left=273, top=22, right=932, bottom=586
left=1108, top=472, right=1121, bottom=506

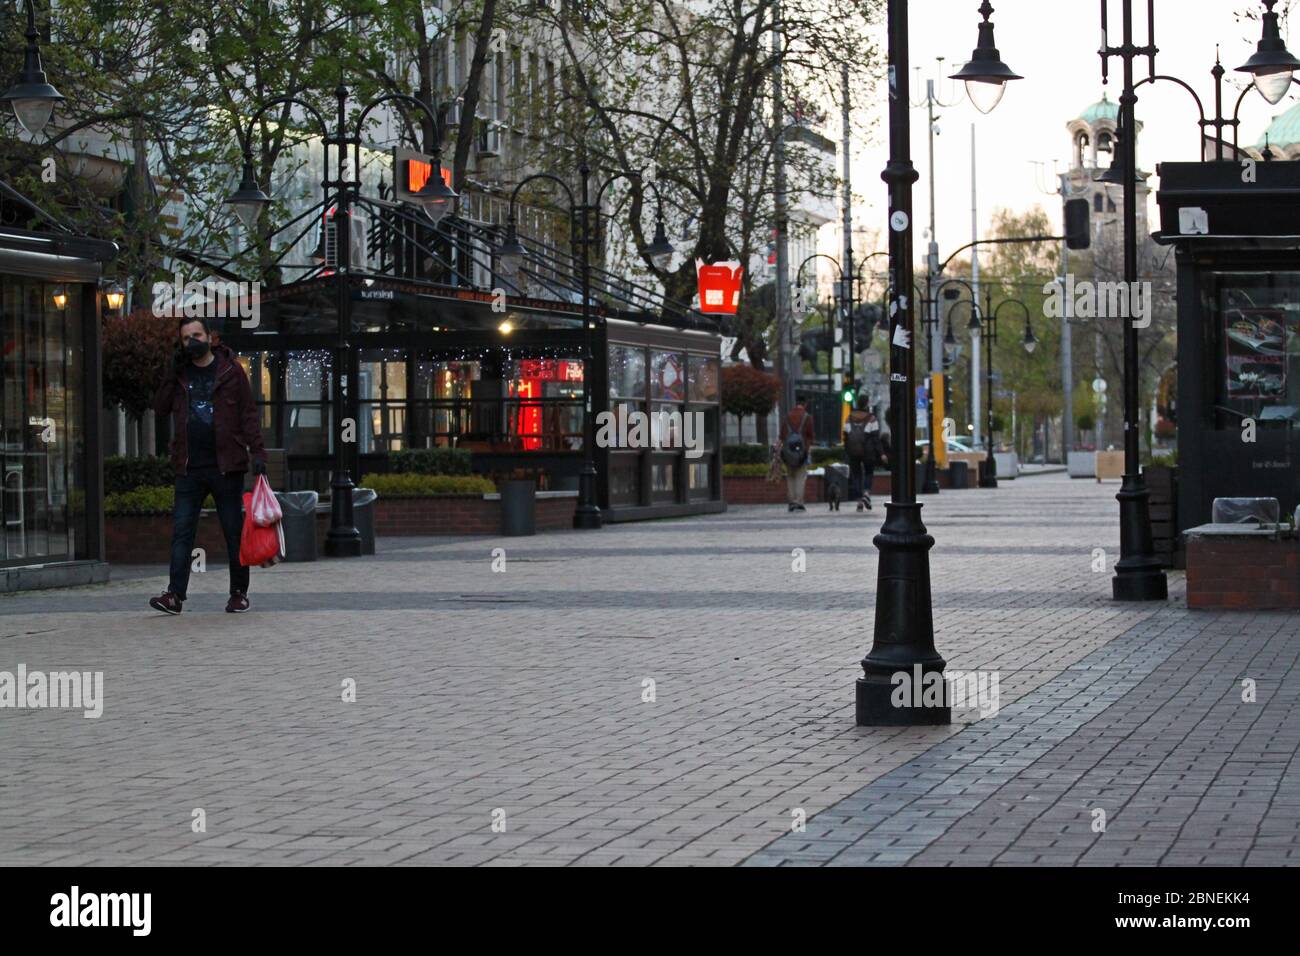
left=855, top=396, right=869, bottom=411
left=178, top=316, right=211, bottom=336
left=794, top=393, right=807, bottom=405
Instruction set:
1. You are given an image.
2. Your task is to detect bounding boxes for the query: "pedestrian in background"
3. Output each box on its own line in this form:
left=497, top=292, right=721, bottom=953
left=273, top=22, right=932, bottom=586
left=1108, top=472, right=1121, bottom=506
left=780, top=396, right=815, bottom=512
left=843, top=396, right=873, bottom=511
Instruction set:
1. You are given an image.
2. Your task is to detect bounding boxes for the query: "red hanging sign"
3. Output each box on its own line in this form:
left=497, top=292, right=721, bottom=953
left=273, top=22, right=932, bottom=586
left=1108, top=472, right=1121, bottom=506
left=696, top=260, right=743, bottom=314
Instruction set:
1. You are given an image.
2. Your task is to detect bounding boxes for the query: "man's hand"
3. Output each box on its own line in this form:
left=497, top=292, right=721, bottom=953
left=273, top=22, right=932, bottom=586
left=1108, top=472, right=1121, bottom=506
left=252, top=459, right=268, bottom=477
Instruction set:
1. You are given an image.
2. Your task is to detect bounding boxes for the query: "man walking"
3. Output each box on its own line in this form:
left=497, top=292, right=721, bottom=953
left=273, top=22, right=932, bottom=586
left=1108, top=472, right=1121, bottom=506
left=843, top=396, right=873, bottom=511
left=780, top=396, right=815, bottom=512
left=149, top=317, right=268, bottom=615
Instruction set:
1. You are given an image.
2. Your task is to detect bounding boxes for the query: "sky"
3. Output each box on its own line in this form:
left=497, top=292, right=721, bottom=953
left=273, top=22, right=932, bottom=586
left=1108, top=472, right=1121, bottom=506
left=837, top=0, right=1292, bottom=261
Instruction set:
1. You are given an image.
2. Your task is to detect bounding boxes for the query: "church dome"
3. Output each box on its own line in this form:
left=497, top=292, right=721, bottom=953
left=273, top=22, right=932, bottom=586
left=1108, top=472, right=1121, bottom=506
left=1255, top=99, right=1300, bottom=149
left=1078, top=93, right=1120, bottom=125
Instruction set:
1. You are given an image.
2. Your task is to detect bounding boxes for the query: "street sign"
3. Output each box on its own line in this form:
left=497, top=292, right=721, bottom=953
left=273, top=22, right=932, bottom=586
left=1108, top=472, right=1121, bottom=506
left=916, top=382, right=929, bottom=412
left=1092, top=377, right=1108, bottom=394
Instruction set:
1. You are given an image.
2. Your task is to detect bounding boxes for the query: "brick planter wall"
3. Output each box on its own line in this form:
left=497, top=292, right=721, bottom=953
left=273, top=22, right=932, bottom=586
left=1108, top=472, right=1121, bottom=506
left=374, top=493, right=578, bottom=535
left=105, top=511, right=330, bottom=565
left=107, top=492, right=580, bottom=564
left=1186, top=534, right=1299, bottom=610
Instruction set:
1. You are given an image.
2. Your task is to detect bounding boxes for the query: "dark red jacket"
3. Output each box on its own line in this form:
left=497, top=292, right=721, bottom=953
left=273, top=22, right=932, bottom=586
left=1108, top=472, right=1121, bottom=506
left=152, top=343, right=267, bottom=476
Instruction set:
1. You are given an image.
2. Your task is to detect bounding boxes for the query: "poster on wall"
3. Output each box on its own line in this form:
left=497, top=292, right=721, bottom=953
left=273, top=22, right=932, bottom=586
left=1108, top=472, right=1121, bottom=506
left=1225, top=307, right=1287, bottom=399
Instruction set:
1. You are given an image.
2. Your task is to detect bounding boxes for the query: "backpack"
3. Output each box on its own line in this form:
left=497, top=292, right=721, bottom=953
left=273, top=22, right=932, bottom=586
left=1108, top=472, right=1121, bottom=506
left=780, top=411, right=808, bottom=468
left=845, top=420, right=867, bottom=458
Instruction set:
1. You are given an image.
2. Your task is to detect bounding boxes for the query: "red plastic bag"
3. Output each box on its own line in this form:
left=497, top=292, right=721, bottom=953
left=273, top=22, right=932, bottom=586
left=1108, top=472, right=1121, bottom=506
left=250, top=474, right=282, bottom=527
left=239, top=492, right=284, bottom=568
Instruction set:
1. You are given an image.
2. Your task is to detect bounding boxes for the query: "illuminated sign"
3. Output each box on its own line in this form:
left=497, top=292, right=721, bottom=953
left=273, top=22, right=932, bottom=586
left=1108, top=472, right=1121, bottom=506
left=393, top=147, right=452, bottom=205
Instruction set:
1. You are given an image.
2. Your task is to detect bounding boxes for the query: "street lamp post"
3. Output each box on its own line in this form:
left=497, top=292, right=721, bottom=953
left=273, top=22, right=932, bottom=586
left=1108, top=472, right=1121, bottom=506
left=0, top=0, right=64, bottom=138
left=856, top=0, right=1017, bottom=727
left=225, top=86, right=456, bottom=557
left=497, top=167, right=673, bottom=530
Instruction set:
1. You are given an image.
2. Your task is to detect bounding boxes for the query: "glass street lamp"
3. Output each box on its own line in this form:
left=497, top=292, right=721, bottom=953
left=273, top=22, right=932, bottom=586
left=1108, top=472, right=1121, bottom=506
left=1023, top=318, right=1038, bottom=353
left=645, top=219, right=675, bottom=270
left=102, top=282, right=125, bottom=312
left=415, top=170, right=458, bottom=225
left=950, top=2, right=1022, bottom=114
left=0, top=1, right=64, bottom=138
left=496, top=220, right=527, bottom=278
left=226, top=156, right=272, bottom=233
left=1237, top=0, right=1300, bottom=105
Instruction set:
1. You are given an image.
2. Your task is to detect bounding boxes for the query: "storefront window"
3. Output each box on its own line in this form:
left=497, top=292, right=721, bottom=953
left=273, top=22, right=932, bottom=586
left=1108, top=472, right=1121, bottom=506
left=283, top=350, right=332, bottom=455
left=508, top=358, right=582, bottom=451
left=360, top=349, right=408, bottom=453
left=1218, top=275, right=1300, bottom=423
left=608, top=344, right=646, bottom=400
left=0, top=278, right=84, bottom=565
left=651, top=349, right=686, bottom=402
left=688, top=355, right=719, bottom=403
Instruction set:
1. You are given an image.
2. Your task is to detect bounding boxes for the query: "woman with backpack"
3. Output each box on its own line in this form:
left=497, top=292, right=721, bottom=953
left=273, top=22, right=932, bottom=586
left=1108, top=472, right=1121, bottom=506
left=779, top=397, right=815, bottom=512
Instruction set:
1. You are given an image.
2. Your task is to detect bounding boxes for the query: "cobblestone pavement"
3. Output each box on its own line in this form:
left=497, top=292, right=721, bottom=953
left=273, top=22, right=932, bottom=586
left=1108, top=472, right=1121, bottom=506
left=0, top=475, right=1291, bottom=866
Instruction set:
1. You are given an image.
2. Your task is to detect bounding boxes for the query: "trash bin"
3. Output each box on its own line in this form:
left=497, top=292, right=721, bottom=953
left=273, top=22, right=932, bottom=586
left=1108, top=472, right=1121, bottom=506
left=353, top=487, right=377, bottom=555
left=949, top=460, right=970, bottom=489
left=275, top=490, right=319, bottom=562
left=824, top=463, right=850, bottom=503
left=500, top=479, right=536, bottom=536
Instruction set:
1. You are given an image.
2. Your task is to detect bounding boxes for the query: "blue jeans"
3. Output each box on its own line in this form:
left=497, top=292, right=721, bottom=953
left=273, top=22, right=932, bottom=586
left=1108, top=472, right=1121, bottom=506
left=168, top=469, right=249, bottom=599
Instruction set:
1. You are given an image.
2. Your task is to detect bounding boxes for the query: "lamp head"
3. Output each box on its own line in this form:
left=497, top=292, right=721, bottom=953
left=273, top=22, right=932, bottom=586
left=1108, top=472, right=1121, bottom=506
left=949, top=2, right=1022, bottom=114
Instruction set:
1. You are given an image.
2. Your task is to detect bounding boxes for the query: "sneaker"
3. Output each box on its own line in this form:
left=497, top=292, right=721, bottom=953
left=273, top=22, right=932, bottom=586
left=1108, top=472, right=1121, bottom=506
left=795, top=504, right=807, bottom=512
left=857, top=501, right=864, bottom=512
left=225, top=592, right=250, bottom=613
left=865, top=497, right=873, bottom=511
left=149, top=591, right=183, bottom=615
left=788, top=503, right=797, bottom=512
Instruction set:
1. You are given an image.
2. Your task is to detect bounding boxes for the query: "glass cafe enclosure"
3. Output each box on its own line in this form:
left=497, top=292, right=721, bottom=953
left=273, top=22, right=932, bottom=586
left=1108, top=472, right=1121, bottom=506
left=1156, top=161, right=1300, bottom=530
left=0, top=183, right=112, bottom=586
left=210, top=158, right=723, bottom=521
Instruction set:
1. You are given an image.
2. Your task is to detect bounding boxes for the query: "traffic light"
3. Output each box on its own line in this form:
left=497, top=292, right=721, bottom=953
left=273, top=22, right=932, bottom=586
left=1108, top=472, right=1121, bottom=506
left=842, top=378, right=861, bottom=405
left=1064, top=197, right=1091, bottom=250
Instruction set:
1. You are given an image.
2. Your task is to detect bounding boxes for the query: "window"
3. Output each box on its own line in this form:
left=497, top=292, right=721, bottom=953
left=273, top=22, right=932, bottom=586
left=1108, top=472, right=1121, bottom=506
left=608, top=344, right=646, bottom=399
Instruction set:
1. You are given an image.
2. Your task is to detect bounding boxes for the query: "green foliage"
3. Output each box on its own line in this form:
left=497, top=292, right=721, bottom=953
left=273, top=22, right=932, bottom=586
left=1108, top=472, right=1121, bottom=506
left=104, top=484, right=212, bottom=514
left=387, top=448, right=473, bottom=475
left=722, top=463, right=769, bottom=478
left=361, top=473, right=496, bottom=497
left=812, top=446, right=846, bottom=465
left=105, top=455, right=174, bottom=495
left=722, top=443, right=769, bottom=464
left=1146, top=450, right=1178, bottom=469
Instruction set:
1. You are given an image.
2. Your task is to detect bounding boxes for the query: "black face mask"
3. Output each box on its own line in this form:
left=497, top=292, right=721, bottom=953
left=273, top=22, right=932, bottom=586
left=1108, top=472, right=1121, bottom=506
left=184, top=338, right=210, bottom=359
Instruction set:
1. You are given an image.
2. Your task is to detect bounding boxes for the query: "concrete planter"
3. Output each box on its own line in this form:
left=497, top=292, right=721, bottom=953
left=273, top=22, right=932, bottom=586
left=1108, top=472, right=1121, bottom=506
left=994, top=452, right=1019, bottom=479
left=1067, top=451, right=1096, bottom=478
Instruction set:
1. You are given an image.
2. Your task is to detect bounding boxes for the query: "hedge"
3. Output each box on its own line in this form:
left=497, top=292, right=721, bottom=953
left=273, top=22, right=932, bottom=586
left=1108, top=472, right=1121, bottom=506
left=386, top=448, right=472, bottom=475
left=722, top=463, right=769, bottom=478
left=104, top=484, right=211, bottom=514
left=105, top=456, right=174, bottom=495
left=722, top=443, right=769, bottom=464
left=812, top=445, right=846, bottom=465
left=360, top=473, right=495, bottom=497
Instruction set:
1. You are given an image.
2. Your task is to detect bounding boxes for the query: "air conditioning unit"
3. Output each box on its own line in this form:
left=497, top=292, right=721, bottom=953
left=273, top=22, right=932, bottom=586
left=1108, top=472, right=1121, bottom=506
left=444, top=98, right=463, bottom=128
left=319, top=207, right=370, bottom=270
left=477, top=122, right=502, bottom=158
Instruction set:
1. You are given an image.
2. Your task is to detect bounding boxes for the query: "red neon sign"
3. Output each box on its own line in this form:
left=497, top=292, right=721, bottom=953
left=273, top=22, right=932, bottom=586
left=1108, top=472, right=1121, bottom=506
left=406, top=159, right=453, bottom=194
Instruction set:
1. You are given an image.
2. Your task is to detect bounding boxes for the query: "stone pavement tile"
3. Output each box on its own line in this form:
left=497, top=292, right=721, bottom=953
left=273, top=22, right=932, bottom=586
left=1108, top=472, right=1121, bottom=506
left=2, top=476, right=1293, bottom=867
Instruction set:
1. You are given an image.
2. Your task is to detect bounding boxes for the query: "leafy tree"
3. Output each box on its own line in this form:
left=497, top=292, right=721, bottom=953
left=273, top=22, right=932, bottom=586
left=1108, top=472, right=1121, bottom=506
left=721, top=363, right=780, bottom=442
left=102, top=310, right=177, bottom=418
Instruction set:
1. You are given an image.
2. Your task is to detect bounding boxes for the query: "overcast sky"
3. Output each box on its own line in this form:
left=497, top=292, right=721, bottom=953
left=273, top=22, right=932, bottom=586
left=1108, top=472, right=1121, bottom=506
left=841, top=0, right=1291, bottom=260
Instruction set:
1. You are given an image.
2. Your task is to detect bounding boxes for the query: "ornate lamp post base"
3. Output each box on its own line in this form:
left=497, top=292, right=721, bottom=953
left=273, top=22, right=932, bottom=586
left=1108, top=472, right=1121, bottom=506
left=1112, top=475, right=1168, bottom=601
left=324, top=472, right=362, bottom=557
left=573, top=464, right=603, bottom=529
left=857, top=501, right=951, bottom=726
